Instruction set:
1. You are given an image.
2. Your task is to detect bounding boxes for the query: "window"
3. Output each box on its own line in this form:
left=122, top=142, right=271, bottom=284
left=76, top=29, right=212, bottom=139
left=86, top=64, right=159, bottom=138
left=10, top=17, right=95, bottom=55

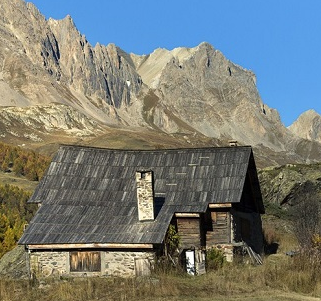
left=70, top=251, right=101, bottom=272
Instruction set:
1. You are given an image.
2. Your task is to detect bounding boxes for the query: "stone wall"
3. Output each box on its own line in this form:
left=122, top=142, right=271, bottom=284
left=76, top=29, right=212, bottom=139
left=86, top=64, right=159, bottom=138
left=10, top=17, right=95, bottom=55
left=30, top=251, right=69, bottom=277
left=103, top=251, right=154, bottom=277
left=29, top=249, right=155, bottom=278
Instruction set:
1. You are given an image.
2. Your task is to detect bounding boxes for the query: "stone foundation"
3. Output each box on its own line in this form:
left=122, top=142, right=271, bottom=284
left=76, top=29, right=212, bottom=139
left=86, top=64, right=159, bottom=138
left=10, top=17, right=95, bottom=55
left=29, top=250, right=155, bottom=278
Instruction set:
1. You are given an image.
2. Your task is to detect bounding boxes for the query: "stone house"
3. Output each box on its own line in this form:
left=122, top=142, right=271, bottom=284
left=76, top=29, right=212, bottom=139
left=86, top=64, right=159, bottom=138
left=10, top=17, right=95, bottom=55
left=19, top=145, right=264, bottom=277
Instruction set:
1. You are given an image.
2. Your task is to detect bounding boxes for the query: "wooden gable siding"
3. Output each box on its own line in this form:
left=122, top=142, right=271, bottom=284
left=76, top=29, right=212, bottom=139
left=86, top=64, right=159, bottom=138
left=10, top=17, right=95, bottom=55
left=234, top=173, right=259, bottom=213
left=206, top=209, right=231, bottom=245
left=177, top=217, right=201, bottom=249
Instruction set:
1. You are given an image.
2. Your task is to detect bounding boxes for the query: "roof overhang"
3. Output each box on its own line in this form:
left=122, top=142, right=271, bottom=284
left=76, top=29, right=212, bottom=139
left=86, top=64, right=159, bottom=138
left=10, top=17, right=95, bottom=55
left=208, top=203, right=232, bottom=208
left=175, top=213, right=200, bottom=218
left=26, top=243, right=154, bottom=250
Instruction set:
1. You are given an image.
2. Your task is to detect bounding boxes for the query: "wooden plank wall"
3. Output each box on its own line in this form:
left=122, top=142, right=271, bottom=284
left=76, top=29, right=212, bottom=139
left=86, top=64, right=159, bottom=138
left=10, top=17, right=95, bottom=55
left=177, top=217, right=201, bottom=249
left=206, top=210, right=231, bottom=245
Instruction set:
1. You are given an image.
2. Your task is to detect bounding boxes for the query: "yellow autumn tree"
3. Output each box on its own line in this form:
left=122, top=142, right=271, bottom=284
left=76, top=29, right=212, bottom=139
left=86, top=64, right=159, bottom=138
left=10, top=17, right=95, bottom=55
left=1, top=227, right=16, bottom=256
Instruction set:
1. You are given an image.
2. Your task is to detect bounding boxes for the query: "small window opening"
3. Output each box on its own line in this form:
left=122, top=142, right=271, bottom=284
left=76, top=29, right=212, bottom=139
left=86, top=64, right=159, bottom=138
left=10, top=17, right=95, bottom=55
left=70, top=251, right=101, bottom=272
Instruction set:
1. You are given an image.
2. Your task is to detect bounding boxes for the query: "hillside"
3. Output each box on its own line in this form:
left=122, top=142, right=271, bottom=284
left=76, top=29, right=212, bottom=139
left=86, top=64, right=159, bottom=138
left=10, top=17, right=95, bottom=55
left=259, top=162, right=321, bottom=208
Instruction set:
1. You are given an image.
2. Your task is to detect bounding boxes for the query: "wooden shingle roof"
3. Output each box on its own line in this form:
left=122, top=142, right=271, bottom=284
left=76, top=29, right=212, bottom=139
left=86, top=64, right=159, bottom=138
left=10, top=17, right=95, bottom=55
left=19, top=145, right=263, bottom=246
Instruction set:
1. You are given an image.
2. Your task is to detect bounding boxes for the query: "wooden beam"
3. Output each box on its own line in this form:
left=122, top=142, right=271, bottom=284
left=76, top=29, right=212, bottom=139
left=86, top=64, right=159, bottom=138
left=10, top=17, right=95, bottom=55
left=209, top=203, right=232, bottom=208
left=175, top=213, right=200, bottom=218
left=27, top=243, right=154, bottom=250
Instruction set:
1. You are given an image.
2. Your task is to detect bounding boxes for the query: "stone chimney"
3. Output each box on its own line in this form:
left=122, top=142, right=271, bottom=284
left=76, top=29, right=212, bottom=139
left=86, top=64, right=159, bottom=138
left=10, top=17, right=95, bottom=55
left=135, top=170, right=155, bottom=221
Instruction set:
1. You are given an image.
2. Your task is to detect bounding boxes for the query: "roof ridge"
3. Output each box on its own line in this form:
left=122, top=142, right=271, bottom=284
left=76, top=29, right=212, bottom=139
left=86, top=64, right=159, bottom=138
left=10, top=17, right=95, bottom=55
left=58, top=144, right=253, bottom=152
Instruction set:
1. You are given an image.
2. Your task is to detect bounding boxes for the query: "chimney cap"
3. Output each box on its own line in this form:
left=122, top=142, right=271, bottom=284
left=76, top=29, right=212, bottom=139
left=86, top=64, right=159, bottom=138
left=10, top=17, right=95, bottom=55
left=228, top=140, right=238, bottom=147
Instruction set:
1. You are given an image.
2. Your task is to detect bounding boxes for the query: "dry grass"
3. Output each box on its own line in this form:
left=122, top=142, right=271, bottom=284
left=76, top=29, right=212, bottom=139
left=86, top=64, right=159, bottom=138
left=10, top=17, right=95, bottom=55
left=2, top=254, right=321, bottom=301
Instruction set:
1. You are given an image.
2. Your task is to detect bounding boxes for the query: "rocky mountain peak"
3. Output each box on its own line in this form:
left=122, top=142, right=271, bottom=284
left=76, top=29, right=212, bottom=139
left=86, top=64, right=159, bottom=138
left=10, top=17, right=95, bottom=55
left=135, top=40, right=285, bottom=150
left=288, top=110, right=321, bottom=143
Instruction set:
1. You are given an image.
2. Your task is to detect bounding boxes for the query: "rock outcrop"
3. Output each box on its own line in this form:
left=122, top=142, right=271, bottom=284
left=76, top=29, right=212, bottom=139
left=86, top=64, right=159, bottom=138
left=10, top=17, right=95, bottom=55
left=0, top=104, right=104, bottom=141
left=258, top=162, right=321, bottom=209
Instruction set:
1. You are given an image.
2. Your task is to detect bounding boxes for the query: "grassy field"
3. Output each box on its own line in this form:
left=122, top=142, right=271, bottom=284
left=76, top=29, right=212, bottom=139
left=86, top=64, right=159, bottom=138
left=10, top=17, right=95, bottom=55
left=1, top=257, right=321, bottom=301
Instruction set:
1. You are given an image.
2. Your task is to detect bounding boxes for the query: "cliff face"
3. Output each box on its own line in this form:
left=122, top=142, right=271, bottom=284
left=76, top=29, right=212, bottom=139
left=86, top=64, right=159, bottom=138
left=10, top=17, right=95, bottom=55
left=0, top=0, right=142, bottom=121
left=47, top=16, right=143, bottom=109
left=132, top=43, right=292, bottom=151
left=0, top=0, right=320, bottom=166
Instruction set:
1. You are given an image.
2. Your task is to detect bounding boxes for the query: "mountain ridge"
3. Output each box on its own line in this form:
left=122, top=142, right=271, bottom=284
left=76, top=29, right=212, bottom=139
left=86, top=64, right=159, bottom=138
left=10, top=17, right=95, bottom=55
left=0, top=0, right=320, bottom=167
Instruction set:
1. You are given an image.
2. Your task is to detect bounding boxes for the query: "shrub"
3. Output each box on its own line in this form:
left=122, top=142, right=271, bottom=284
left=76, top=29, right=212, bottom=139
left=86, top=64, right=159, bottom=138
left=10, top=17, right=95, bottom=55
left=165, top=224, right=180, bottom=257
left=206, top=247, right=225, bottom=270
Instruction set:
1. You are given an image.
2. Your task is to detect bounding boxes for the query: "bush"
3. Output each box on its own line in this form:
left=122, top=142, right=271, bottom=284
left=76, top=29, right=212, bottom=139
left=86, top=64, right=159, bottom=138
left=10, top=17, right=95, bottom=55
left=165, top=224, right=180, bottom=257
left=206, top=247, right=225, bottom=270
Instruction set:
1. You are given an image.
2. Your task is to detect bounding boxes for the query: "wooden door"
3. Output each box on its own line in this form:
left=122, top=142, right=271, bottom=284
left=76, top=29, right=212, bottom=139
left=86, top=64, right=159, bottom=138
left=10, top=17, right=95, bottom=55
left=135, top=258, right=151, bottom=276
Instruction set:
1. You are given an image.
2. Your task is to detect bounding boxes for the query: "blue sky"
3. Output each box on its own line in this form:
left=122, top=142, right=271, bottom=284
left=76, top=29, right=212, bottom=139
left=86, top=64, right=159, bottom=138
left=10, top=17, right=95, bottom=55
left=29, top=0, right=321, bottom=126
